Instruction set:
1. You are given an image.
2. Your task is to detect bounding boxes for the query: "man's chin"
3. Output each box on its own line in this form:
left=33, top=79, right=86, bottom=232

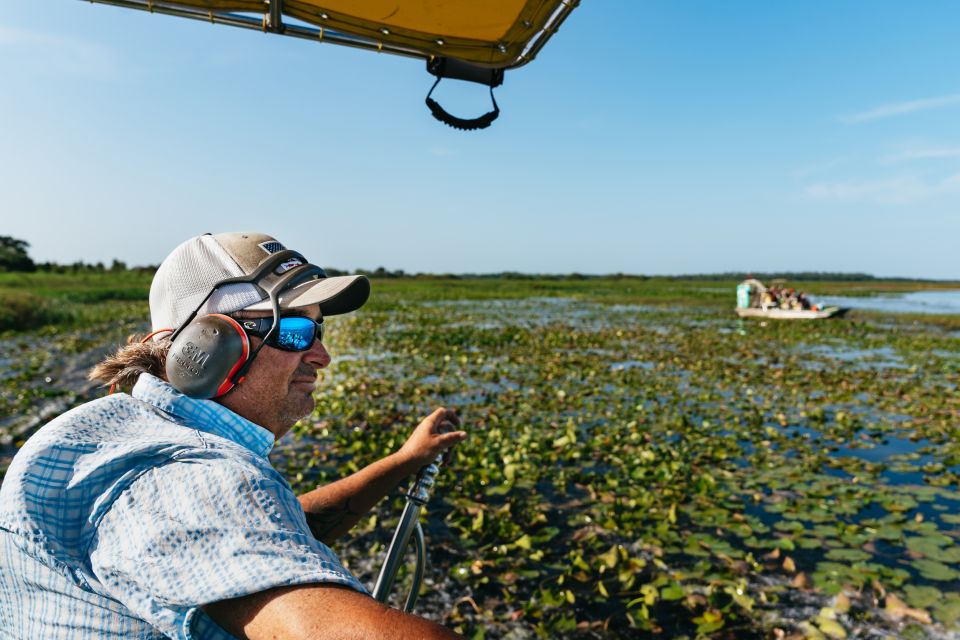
left=290, top=393, right=316, bottom=421
left=276, top=398, right=315, bottom=437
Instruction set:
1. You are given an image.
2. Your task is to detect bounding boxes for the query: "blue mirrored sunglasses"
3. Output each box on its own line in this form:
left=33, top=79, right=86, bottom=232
left=237, top=315, right=324, bottom=352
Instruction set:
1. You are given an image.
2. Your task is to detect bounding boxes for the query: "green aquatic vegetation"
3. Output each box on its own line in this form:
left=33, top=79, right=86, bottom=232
left=2, top=278, right=960, bottom=637
left=912, top=559, right=960, bottom=582
left=0, top=308, right=147, bottom=458
left=934, top=593, right=960, bottom=627
left=282, top=288, right=960, bottom=638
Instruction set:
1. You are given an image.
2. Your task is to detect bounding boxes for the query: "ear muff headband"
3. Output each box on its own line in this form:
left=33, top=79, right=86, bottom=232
left=168, top=249, right=316, bottom=344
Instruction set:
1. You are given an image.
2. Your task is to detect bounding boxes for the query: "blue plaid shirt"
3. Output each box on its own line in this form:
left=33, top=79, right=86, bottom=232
left=0, top=373, right=364, bottom=639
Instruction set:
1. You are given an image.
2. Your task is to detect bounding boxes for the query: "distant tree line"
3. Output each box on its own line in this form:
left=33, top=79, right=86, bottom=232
left=670, top=271, right=935, bottom=282
left=334, top=267, right=949, bottom=282
left=344, top=270, right=943, bottom=282
left=1, top=236, right=947, bottom=281
left=346, top=269, right=622, bottom=280
left=0, top=236, right=36, bottom=272
left=0, top=236, right=155, bottom=274
left=33, top=260, right=157, bottom=275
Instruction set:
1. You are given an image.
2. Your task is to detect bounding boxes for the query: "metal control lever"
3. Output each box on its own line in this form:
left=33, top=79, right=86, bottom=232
left=372, top=453, right=444, bottom=611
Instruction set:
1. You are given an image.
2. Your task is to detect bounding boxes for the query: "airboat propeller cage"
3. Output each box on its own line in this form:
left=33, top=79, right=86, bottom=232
left=80, top=0, right=579, bottom=128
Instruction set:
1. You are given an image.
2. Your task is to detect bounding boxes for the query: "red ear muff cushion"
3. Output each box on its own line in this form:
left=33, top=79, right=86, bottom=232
left=166, top=314, right=249, bottom=399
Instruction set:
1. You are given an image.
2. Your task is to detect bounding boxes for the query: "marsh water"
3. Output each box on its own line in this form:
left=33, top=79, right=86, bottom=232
left=1, top=288, right=959, bottom=639
left=818, top=289, right=960, bottom=315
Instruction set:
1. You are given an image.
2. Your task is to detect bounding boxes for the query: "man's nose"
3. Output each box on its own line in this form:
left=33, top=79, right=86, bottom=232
left=304, top=338, right=331, bottom=369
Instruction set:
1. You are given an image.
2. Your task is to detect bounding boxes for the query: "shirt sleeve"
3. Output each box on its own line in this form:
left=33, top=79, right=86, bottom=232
left=88, top=449, right=366, bottom=639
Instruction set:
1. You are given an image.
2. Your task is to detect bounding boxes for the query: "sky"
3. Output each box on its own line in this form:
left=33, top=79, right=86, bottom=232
left=1, top=2, right=959, bottom=278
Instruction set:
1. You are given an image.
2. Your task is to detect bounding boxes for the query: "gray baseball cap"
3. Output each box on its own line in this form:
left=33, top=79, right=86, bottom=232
left=149, top=232, right=369, bottom=332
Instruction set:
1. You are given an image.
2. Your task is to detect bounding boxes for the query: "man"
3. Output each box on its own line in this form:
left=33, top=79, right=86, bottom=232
left=0, top=232, right=467, bottom=639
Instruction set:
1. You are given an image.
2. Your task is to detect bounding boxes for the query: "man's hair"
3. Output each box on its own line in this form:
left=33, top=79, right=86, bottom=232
left=88, top=334, right=171, bottom=389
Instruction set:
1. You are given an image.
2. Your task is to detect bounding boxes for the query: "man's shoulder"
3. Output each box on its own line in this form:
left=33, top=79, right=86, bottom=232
left=0, top=391, right=280, bottom=568
left=1, top=393, right=199, bottom=527
left=16, top=391, right=202, bottom=456
left=7, top=391, right=272, bottom=490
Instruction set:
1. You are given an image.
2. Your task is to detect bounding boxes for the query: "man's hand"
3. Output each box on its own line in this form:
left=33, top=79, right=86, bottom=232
left=298, top=408, right=467, bottom=543
left=396, top=408, right=467, bottom=470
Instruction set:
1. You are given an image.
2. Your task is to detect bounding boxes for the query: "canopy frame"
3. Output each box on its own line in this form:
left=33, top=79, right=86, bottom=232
left=79, top=0, right=579, bottom=70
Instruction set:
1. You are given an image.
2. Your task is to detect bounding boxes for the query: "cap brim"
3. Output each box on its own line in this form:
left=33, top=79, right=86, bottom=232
left=241, top=275, right=370, bottom=316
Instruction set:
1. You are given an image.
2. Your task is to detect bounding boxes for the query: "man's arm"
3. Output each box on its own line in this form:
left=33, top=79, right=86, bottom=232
left=203, top=583, right=461, bottom=639
left=298, top=408, right=466, bottom=544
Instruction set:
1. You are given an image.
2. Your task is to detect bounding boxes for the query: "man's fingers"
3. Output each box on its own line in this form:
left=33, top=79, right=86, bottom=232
left=436, top=419, right=457, bottom=434
left=439, top=431, right=467, bottom=447
left=439, top=431, right=467, bottom=466
left=420, top=408, right=464, bottom=447
left=427, top=407, right=460, bottom=425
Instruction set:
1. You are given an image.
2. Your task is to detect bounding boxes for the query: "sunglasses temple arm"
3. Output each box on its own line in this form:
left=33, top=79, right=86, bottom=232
left=230, top=293, right=283, bottom=386
left=230, top=339, right=266, bottom=384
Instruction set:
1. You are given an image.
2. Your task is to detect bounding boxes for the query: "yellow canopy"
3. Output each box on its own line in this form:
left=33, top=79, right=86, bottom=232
left=128, top=0, right=576, bottom=67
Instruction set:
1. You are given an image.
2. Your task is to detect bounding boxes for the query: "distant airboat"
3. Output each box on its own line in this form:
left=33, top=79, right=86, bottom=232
left=736, top=279, right=847, bottom=320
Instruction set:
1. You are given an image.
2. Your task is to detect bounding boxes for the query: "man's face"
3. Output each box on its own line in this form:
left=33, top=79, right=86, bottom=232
left=216, top=303, right=330, bottom=438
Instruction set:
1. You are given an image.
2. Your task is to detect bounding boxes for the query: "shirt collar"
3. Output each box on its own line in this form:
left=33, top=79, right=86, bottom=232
left=132, top=373, right=275, bottom=458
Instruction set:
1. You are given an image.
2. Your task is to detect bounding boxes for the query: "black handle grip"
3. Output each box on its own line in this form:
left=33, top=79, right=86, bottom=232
left=425, top=77, right=500, bottom=131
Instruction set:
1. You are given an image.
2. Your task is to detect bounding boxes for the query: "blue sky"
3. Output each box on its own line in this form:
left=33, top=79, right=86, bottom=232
left=2, top=2, right=958, bottom=278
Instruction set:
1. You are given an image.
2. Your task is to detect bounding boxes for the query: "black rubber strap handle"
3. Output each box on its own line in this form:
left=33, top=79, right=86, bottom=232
left=425, top=58, right=504, bottom=131
left=425, top=78, right=499, bottom=131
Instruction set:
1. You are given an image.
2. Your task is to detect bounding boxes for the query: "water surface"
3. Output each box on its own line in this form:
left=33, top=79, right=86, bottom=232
left=817, top=289, right=960, bottom=314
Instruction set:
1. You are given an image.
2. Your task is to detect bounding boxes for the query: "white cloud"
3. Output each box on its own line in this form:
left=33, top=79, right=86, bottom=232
left=880, top=147, right=960, bottom=164
left=790, top=155, right=853, bottom=178
left=840, top=94, right=960, bottom=123
left=943, top=172, right=960, bottom=188
left=0, top=25, right=118, bottom=77
left=804, top=173, right=960, bottom=205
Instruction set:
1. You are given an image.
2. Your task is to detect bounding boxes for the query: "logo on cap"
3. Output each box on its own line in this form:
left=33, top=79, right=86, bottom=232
left=276, top=257, right=304, bottom=274
left=259, top=241, right=286, bottom=254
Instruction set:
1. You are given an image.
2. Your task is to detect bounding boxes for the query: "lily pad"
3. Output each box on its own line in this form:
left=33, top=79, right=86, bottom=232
left=824, top=548, right=871, bottom=562
left=932, top=593, right=960, bottom=627
left=903, top=584, right=942, bottom=609
left=912, top=559, right=960, bottom=581
left=660, top=583, right=686, bottom=601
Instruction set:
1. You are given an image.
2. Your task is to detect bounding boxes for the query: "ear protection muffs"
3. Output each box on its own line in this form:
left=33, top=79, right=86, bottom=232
left=166, top=314, right=250, bottom=399
left=164, top=245, right=328, bottom=399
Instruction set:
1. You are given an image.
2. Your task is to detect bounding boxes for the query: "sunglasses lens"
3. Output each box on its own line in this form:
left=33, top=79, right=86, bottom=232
left=275, top=316, right=319, bottom=351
